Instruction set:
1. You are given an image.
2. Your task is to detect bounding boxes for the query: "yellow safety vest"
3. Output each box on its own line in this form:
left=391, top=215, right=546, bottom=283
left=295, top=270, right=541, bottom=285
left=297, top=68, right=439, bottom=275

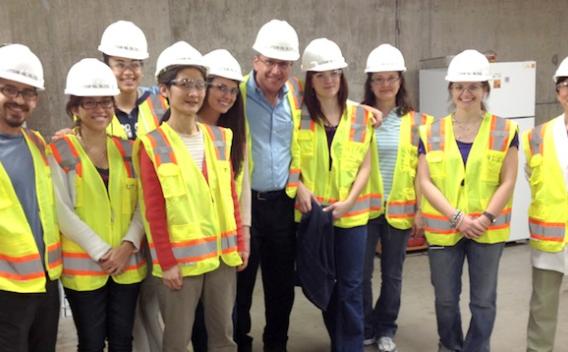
left=369, top=111, right=435, bottom=228
left=50, top=135, right=146, bottom=291
left=0, top=129, right=61, bottom=293
left=286, top=101, right=375, bottom=228
left=240, top=74, right=303, bottom=192
left=522, top=116, right=568, bottom=252
left=134, top=123, right=242, bottom=278
left=419, top=113, right=516, bottom=245
left=107, top=88, right=168, bottom=140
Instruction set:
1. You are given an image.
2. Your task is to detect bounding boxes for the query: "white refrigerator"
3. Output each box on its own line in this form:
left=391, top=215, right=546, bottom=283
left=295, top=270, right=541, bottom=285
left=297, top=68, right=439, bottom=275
left=419, top=60, right=536, bottom=242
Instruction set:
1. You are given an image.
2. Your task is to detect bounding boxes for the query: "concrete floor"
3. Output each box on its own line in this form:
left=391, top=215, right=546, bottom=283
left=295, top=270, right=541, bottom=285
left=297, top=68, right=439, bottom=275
left=56, top=242, right=568, bottom=351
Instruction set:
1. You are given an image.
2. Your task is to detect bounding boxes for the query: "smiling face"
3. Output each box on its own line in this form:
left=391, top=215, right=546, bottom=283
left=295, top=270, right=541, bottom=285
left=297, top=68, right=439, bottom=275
left=0, top=78, right=38, bottom=133
left=206, top=76, right=239, bottom=114
left=72, top=96, right=114, bottom=133
left=161, top=67, right=206, bottom=118
left=450, top=81, right=488, bottom=112
left=107, top=56, right=143, bottom=94
left=370, top=71, right=401, bottom=104
left=311, top=69, right=342, bottom=100
left=252, top=55, right=292, bottom=97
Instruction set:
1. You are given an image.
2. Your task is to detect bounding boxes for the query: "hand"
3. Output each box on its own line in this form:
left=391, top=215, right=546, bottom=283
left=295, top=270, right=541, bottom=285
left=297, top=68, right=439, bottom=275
left=237, top=251, right=250, bottom=272
left=296, top=182, right=318, bottom=214
left=51, top=127, right=74, bottom=142
left=100, top=241, right=135, bottom=275
left=360, top=104, right=383, bottom=128
left=323, top=200, right=354, bottom=219
left=162, top=265, right=183, bottom=290
left=457, top=214, right=484, bottom=239
left=410, top=210, right=425, bottom=238
left=471, top=215, right=491, bottom=234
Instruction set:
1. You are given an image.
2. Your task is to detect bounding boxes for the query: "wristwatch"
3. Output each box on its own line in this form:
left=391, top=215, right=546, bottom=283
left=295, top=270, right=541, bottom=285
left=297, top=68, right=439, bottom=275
left=482, top=211, right=496, bottom=223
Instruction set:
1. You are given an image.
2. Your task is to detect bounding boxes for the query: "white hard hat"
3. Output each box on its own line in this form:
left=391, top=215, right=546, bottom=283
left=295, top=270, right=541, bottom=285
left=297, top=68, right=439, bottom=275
left=0, top=44, right=44, bottom=90
left=553, top=56, right=568, bottom=82
left=301, top=38, right=347, bottom=72
left=204, top=49, right=243, bottom=82
left=252, top=19, right=300, bottom=61
left=365, top=44, right=406, bottom=73
left=98, top=20, right=149, bottom=60
left=64, top=58, right=120, bottom=96
left=445, top=49, right=491, bottom=82
left=155, top=41, right=207, bottom=77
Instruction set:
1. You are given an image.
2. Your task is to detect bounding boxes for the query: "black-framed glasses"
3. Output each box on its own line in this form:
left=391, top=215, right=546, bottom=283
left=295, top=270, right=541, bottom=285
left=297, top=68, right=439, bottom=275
left=0, top=85, right=38, bottom=101
left=210, top=83, right=239, bottom=96
left=80, top=98, right=114, bottom=110
left=170, top=79, right=207, bottom=91
left=109, top=60, right=143, bottom=72
left=257, top=56, right=293, bottom=70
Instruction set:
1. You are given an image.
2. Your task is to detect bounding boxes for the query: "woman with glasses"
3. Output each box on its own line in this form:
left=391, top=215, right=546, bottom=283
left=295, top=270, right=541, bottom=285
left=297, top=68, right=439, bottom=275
left=49, top=58, right=146, bottom=351
left=361, top=44, right=433, bottom=352
left=191, top=48, right=250, bottom=352
left=134, top=41, right=246, bottom=352
left=524, top=56, right=568, bottom=352
left=417, top=50, right=518, bottom=352
left=289, top=38, right=374, bottom=351
left=99, top=20, right=167, bottom=140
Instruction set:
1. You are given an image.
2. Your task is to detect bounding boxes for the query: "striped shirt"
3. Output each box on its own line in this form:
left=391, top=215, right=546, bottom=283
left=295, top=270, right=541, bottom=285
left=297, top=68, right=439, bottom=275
left=179, top=129, right=204, bottom=170
left=375, top=109, right=401, bottom=200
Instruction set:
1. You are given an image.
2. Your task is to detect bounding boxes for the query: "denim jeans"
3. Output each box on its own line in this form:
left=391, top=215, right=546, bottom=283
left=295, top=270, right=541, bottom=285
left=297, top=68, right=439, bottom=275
left=65, top=278, right=140, bottom=352
left=363, top=216, right=411, bottom=340
left=235, top=190, right=296, bottom=352
left=322, top=225, right=367, bottom=352
left=428, top=238, right=505, bottom=352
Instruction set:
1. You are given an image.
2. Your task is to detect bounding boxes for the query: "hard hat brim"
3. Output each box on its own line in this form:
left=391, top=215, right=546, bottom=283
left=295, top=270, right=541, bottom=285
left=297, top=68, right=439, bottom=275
left=98, top=45, right=149, bottom=60
left=302, top=61, right=348, bottom=72
left=0, top=71, right=45, bottom=90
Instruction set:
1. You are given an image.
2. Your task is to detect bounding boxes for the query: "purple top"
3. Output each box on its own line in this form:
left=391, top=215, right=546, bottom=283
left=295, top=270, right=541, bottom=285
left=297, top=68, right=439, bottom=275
left=418, top=132, right=519, bottom=165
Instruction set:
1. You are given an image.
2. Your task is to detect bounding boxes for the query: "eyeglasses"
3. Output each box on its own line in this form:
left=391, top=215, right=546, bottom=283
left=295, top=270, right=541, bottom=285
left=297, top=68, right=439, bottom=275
left=556, top=81, right=568, bottom=91
left=80, top=99, right=114, bottom=110
left=370, top=76, right=400, bottom=86
left=313, top=70, right=342, bottom=81
left=109, top=60, right=143, bottom=72
left=258, top=57, right=293, bottom=71
left=0, top=85, right=38, bottom=101
left=451, top=84, right=484, bottom=94
left=170, top=79, right=207, bottom=91
left=210, top=83, right=239, bottom=96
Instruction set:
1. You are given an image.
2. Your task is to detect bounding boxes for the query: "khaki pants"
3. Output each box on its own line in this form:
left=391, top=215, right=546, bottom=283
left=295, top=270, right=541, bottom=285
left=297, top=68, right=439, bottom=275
left=527, top=267, right=563, bottom=352
left=133, top=275, right=163, bottom=352
left=159, top=262, right=237, bottom=352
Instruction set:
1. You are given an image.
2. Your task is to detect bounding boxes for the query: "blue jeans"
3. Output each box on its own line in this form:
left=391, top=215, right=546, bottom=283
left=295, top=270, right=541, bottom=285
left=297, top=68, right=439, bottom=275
left=322, top=225, right=367, bottom=352
left=363, top=216, right=411, bottom=339
left=65, top=278, right=140, bottom=352
left=428, top=239, right=505, bottom=352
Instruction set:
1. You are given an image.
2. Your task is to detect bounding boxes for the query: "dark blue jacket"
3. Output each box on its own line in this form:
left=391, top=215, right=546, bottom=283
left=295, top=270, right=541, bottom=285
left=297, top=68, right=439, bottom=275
left=296, top=200, right=336, bottom=311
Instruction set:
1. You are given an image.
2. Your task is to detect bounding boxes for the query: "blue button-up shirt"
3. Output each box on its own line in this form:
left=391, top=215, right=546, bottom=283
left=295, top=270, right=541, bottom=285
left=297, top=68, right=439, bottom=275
left=246, top=71, right=293, bottom=191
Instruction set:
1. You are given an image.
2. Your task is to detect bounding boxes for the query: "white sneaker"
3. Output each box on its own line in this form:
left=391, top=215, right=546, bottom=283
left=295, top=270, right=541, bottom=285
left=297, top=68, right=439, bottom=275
left=377, top=336, right=398, bottom=352
left=363, top=337, right=376, bottom=346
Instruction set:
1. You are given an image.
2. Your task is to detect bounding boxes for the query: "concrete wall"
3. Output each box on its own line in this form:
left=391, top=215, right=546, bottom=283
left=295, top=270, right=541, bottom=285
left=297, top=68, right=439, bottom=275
left=1, top=0, right=566, bottom=136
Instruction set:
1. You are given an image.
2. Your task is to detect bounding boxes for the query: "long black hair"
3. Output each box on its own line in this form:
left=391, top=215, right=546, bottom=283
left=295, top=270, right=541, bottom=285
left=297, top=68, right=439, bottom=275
left=361, top=71, right=414, bottom=115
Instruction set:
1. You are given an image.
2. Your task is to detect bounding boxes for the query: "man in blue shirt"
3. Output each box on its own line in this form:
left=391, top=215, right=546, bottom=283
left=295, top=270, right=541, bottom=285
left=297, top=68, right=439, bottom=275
left=0, top=44, right=61, bottom=352
left=235, top=19, right=301, bottom=352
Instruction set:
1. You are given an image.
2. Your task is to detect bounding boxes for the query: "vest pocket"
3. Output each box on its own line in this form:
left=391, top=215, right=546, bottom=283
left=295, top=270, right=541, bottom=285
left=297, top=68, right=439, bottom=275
left=528, top=154, right=543, bottom=186
left=122, top=178, right=138, bottom=214
left=426, top=151, right=445, bottom=182
left=482, top=151, right=505, bottom=185
left=158, top=164, right=186, bottom=198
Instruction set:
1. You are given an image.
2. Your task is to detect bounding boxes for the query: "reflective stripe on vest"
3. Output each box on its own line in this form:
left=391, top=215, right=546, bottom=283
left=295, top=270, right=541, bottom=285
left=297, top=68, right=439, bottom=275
left=529, top=218, right=565, bottom=242
left=202, top=124, right=228, bottom=161
left=112, top=138, right=136, bottom=177
left=0, top=253, right=44, bottom=280
left=528, top=124, right=545, bottom=155
left=63, top=252, right=144, bottom=276
left=146, top=128, right=178, bottom=166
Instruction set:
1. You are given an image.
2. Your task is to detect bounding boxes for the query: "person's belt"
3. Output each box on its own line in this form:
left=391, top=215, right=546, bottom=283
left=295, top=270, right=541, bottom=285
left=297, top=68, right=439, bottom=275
left=252, top=189, right=287, bottom=201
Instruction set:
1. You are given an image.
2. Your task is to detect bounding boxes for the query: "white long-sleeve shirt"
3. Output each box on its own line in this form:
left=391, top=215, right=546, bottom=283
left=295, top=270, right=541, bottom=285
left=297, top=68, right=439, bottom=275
left=49, top=155, right=145, bottom=262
